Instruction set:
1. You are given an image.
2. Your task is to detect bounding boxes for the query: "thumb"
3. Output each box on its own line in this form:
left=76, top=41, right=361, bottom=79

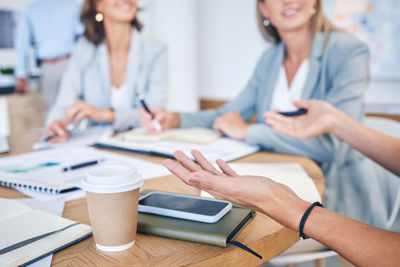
left=293, top=99, right=311, bottom=109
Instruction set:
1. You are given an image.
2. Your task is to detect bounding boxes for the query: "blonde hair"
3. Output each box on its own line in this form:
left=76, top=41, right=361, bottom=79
left=257, top=0, right=338, bottom=44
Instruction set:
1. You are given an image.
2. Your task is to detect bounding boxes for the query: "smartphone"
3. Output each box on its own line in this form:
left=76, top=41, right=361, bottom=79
left=279, top=108, right=307, bottom=117
left=138, top=191, right=232, bottom=223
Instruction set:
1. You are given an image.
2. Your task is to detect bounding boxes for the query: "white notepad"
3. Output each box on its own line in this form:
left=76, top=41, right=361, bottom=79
left=202, top=163, right=322, bottom=203
left=0, top=147, right=170, bottom=194
left=0, top=198, right=91, bottom=267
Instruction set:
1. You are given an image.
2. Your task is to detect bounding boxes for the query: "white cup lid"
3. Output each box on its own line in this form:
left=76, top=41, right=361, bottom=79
left=82, top=165, right=143, bottom=193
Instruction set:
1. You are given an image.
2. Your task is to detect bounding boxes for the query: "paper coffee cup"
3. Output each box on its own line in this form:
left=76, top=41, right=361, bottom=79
left=82, top=165, right=143, bottom=252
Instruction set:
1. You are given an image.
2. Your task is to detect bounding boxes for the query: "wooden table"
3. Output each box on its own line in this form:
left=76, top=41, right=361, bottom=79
left=0, top=129, right=324, bottom=266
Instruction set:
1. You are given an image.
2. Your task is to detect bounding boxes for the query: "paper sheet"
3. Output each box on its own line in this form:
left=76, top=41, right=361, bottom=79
left=201, top=163, right=321, bottom=203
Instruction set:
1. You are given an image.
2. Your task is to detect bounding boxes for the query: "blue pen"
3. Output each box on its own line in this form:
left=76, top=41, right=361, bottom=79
left=140, top=98, right=162, bottom=131
left=279, top=109, right=308, bottom=117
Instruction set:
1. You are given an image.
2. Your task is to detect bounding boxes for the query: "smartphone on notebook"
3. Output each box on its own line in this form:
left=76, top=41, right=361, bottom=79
left=138, top=191, right=232, bottom=223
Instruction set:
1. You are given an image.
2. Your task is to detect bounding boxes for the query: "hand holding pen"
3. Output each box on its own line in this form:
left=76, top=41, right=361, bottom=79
left=139, top=98, right=162, bottom=132
left=45, top=121, right=77, bottom=143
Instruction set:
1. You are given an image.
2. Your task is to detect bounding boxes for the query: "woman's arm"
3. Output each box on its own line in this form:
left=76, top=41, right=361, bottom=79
left=265, top=99, right=400, bottom=176
left=162, top=150, right=400, bottom=266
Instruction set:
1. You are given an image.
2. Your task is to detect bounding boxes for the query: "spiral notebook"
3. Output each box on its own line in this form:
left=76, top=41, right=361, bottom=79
left=0, top=147, right=170, bottom=194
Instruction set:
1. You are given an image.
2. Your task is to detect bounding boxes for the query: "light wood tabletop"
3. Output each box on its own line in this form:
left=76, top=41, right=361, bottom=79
left=0, top=129, right=324, bottom=266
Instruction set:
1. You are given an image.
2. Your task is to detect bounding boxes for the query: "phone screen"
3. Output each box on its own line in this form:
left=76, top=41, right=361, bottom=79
left=139, top=193, right=230, bottom=216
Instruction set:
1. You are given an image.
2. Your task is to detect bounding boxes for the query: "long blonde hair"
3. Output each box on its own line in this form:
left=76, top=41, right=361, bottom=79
left=257, top=0, right=338, bottom=44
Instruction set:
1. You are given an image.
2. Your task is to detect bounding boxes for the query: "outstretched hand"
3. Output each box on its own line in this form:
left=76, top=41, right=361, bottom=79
left=162, top=150, right=307, bottom=230
left=264, top=100, right=337, bottom=140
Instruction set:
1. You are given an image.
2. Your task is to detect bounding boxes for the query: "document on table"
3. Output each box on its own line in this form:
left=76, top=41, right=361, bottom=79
left=202, top=163, right=321, bottom=203
left=0, top=147, right=171, bottom=197
left=33, top=125, right=114, bottom=150
left=96, top=129, right=260, bottom=162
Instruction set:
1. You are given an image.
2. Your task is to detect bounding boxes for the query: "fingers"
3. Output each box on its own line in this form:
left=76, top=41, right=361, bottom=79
left=65, top=102, right=82, bottom=122
left=162, top=159, right=192, bottom=184
left=216, top=159, right=238, bottom=177
left=264, top=112, right=293, bottom=129
left=139, top=107, right=153, bottom=121
left=173, top=150, right=201, bottom=172
left=191, top=150, right=222, bottom=175
left=139, top=107, right=160, bottom=133
left=46, top=121, right=69, bottom=143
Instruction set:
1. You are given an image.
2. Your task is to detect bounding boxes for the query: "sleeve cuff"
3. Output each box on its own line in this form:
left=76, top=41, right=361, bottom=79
left=245, top=123, right=274, bottom=150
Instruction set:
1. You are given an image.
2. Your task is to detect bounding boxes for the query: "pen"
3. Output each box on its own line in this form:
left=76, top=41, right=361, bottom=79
left=45, top=122, right=76, bottom=142
left=140, top=98, right=162, bottom=131
left=279, top=109, right=308, bottom=117
left=62, top=159, right=103, bottom=172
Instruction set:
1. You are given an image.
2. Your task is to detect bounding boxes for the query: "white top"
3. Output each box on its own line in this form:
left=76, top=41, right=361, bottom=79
left=110, top=83, right=132, bottom=110
left=270, top=59, right=310, bottom=112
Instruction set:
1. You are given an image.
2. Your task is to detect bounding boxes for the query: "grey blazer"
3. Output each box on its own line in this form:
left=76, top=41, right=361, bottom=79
left=180, top=32, right=391, bottom=227
left=46, top=28, right=168, bottom=131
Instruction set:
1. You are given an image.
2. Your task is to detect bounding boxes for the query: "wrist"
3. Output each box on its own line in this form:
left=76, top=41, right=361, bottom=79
left=104, top=109, right=115, bottom=123
left=240, top=124, right=249, bottom=140
left=329, top=109, right=346, bottom=137
left=171, top=112, right=180, bottom=128
left=263, top=193, right=309, bottom=231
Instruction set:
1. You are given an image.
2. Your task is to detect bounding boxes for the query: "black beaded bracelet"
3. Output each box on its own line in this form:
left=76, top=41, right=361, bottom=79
left=299, top=201, right=323, bottom=240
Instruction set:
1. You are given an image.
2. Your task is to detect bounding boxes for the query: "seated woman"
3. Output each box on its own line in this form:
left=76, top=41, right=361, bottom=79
left=163, top=100, right=400, bottom=266
left=140, top=0, right=386, bottom=226
left=46, top=0, right=167, bottom=142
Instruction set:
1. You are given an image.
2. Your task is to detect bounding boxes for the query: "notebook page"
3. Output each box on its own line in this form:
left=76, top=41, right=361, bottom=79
left=0, top=198, right=31, bottom=223
left=120, top=127, right=219, bottom=144
left=163, top=128, right=219, bottom=144
left=0, top=210, right=91, bottom=266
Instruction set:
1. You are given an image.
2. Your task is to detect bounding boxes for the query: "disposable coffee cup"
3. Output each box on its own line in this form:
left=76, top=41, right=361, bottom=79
left=82, top=165, right=143, bottom=252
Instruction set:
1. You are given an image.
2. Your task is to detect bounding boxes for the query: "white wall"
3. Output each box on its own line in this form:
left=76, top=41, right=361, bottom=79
left=140, top=0, right=200, bottom=112
left=141, top=0, right=269, bottom=107
left=197, top=0, right=268, bottom=100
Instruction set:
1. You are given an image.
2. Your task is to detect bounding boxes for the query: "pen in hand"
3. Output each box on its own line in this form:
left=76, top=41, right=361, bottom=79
left=45, top=122, right=77, bottom=142
left=140, top=98, right=162, bottom=132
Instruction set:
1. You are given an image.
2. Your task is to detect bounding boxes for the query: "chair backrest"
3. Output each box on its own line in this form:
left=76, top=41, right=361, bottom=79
left=364, top=116, right=400, bottom=229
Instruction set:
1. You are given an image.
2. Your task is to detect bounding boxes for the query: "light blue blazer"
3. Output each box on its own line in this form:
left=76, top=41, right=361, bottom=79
left=180, top=32, right=391, bottom=227
left=46, top=28, right=168, bottom=131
